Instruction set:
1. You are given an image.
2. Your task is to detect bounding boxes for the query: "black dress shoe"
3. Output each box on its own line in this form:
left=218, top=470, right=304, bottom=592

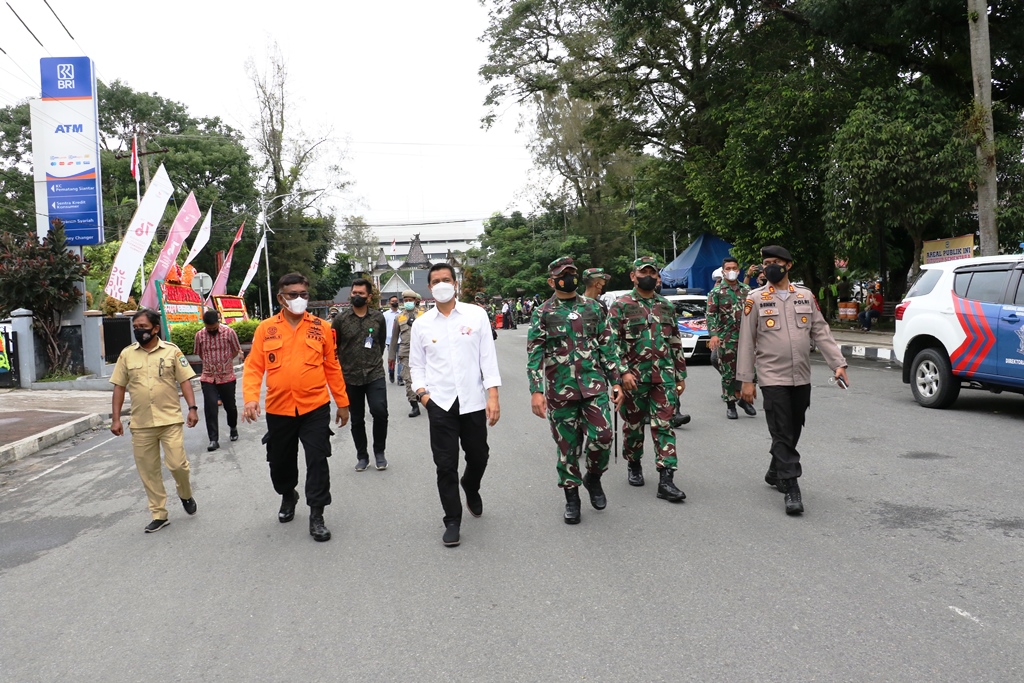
left=581, top=472, right=607, bottom=510
left=309, top=506, right=331, bottom=541
left=627, top=461, right=644, bottom=487
left=442, top=522, right=461, bottom=547
left=279, top=489, right=298, bottom=523
left=726, top=401, right=738, bottom=419
left=181, top=497, right=197, bottom=515
left=656, top=468, right=686, bottom=502
left=782, top=479, right=804, bottom=515
left=207, top=440, right=219, bottom=452
left=461, top=477, right=482, bottom=517
left=563, top=487, right=582, bottom=524
left=737, top=398, right=757, bottom=416
left=144, top=518, right=169, bottom=533
left=229, top=429, right=239, bottom=441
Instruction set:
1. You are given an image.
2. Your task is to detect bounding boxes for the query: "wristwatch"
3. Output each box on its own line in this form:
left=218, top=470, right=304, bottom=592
left=188, top=406, right=198, bottom=411
left=415, top=389, right=430, bottom=400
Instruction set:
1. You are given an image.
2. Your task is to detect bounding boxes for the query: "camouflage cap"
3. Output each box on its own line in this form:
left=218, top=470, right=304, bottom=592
left=582, top=267, right=611, bottom=282
left=633, top=255, right=660, bottom=271
left=548, top=256, right=577, bottom=277
left=473, top=292, right=486, bottom=302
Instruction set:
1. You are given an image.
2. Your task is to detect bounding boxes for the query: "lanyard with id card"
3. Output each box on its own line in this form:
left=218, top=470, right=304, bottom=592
left=364, top=327, right=374, bottom=349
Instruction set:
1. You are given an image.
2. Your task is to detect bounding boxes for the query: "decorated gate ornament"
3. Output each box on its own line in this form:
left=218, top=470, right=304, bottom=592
left=156, top=263, right=204, bottom=337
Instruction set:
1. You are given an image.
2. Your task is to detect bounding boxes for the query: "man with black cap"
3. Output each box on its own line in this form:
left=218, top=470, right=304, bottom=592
left=582, top=267, right=612, bottom=314
left=736, top=245, right=849, bottom=515
left=607, top=255, right=687, bottom=503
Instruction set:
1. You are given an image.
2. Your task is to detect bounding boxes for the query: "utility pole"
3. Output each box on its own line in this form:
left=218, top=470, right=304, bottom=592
left=968, top=0, right=998, bottom=255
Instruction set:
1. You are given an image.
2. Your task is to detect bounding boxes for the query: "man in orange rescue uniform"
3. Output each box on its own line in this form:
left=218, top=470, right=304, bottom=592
left=243, top=272, right=350, bottom=542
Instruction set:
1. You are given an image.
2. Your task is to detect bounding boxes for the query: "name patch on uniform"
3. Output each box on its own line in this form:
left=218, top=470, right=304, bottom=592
left=759, top=301, right=775, bottom=308
left=743, top=300, right=753, bottom=316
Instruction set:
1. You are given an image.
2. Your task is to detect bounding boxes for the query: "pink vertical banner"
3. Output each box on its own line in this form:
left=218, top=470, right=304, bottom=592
left=207, top=221, right=246, bottom=303
left=140, top=191, right=202, bottom=309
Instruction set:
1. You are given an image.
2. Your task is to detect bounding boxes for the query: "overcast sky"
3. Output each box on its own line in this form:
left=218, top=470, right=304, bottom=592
left=0, top=0, right=537, bottom=241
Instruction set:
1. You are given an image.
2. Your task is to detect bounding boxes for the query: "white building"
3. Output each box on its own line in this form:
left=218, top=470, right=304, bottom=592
left=361, top=221, right=483, bottom=272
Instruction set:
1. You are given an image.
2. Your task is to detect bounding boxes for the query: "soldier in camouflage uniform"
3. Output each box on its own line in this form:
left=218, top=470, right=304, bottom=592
left=388, top=289, right=425, bottom=417
left=706, top=256, right=757, bottom=420
left=527, top=257, right=624, bottom=524
left=582, top=267, right=611, bottom=314
left=475, top=292, right=498, bottom=339
left=607, top=255, right=687, bottom=502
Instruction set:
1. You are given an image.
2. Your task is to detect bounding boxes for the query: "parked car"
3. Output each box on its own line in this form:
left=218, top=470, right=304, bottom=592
left=893, top=255, right=1024, bottom=408
left=664, top=294, right=712, bottom=361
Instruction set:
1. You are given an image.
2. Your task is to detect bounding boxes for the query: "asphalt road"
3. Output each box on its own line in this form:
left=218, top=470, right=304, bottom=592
left=2, top=331, right=1023, bottom=682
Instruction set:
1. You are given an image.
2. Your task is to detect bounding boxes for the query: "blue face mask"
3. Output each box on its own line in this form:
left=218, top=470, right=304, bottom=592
left=404, top=301, right=416, bottom=310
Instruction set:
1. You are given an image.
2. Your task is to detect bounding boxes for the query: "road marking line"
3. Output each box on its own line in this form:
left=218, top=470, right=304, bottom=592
left=948, top=606, right=984, bottom=626
left=7, top=435, right=117, bottom=492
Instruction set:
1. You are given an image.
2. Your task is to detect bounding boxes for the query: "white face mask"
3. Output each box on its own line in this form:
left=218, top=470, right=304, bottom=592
left=284, top=297, right=308, bottom=315
left=431, top=282, right=456, bottom=303
left=724, top=270, right=740, bottom=282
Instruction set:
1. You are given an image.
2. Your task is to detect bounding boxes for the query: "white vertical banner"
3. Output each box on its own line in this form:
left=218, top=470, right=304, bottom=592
left=238, top=233, right=266, bottom=296
left=183, top=206, right=212, bottom=267
left=103, top=164, right=173, bottom=302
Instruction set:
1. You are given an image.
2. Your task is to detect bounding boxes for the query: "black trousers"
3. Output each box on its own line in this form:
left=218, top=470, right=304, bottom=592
left=200, top=380, right=238, bottom=441
left=426, top=398, right=489, bottom=526
left=265, top=403, right=332, bottom=508
left=346, top=377, right=389, bottom=458
left=761, top=385, right=812, bottom=480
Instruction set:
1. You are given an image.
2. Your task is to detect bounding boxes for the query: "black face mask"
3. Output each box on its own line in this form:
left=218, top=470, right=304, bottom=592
left=390, top=303, right=398, bottom=310
left=763, top=264, right=787, bottom=284
left=636, top=275, right=658, bottom=291
left=351, top=295, right=368, bottom=308
left=134, top=329, right=154, bottom=345
left=554, top=273, right=579, bottom=293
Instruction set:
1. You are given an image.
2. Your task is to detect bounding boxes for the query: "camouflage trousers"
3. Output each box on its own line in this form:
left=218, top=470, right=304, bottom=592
left=399, top=355, right=415, bottom=402
left=716, top=341, right=741, bottom=403
left=547, top=393, right=612, bottom=488
left=620, top=382, right=678, bottom=470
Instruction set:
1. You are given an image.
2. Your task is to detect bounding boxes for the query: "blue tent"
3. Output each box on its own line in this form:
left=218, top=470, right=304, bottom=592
left=659, top=233, right=734, bottom=293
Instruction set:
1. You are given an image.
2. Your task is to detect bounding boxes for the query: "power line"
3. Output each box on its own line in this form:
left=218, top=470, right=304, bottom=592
left=6, top=2, right=47, bottom=51
left=40, top=0, right=73, bottom=39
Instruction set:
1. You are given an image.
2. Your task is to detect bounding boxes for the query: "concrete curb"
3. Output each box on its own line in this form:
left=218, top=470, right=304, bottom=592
left=839, top=345, right=895, bottom=362
left=0, top=413, right=107, bottom=468
left=29, top=378, right=113, bottom=391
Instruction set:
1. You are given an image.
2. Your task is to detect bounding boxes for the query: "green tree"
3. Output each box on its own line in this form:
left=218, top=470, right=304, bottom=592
left=0, top=221, right=90, bottom=374
left=0, top=102, right=34, bottom=232
left=314, top=252, right=353, bottom=300
left=339, top=216, right=379, bottom=273
left=825, top=79, right=975, bottom=296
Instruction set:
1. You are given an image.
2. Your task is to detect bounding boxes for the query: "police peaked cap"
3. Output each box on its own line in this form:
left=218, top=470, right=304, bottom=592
left=402, top=289, right=421, bottom=300
left=760, top=245, right=793, bottom=261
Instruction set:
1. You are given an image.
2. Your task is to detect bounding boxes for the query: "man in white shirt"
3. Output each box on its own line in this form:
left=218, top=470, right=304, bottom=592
left=410, top=263, right=502, bottom=548
left=383, top=295, right=400, bottom=383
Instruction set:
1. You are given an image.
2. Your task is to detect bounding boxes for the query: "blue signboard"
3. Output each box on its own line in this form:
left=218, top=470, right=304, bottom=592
left=40, top=57, right=95, bottom=100
left=33, top=57, right=104, bottom=245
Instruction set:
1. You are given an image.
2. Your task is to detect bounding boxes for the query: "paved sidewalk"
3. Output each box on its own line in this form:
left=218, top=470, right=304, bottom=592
left=0, top=389, right=126, bottom=467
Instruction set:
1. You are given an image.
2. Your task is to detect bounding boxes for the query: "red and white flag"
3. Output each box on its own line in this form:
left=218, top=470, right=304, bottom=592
left=130, top=135, right=139, bottom=180
left=207, top=221, right=245, bottom=304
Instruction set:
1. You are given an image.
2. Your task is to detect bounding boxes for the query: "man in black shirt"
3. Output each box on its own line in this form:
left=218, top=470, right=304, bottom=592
left=331, top=278, right=389, bottom=471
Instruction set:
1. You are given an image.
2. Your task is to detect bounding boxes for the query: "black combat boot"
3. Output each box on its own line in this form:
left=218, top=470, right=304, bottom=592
left=408, top=400, right=421, bottom=418
left=781, top=479, right=804, bottom=515
left=765, top=467, right=781, bottom=490
left=563, top=487, right=582, bottom=524
left=670, top=410, right=691, bottom=428
left=309, top=506, right=331, bottom=542
left=581, top=471, right=607, bottom=510
left=656, top=468, right=686, bottom=502
left=737, top=398, right=757, bottom=416
left=726, top=401, right=738, bottom=419
left=627, top=460, right=644, bottom=487
left=278, top=489, right=299, bottom=523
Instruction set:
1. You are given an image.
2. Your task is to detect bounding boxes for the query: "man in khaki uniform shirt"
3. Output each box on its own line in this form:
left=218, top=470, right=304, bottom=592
left=110, top=309, right=200, bottom=533
left=737, top=245, right=848, bottom=516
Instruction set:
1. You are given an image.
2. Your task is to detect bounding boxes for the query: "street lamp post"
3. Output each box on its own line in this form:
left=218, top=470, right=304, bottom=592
left=259, top=189, right=323, bottom=316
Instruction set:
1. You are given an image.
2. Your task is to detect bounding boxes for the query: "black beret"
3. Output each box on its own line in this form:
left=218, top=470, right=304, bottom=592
left=760, top=245, right=793, bottom=261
